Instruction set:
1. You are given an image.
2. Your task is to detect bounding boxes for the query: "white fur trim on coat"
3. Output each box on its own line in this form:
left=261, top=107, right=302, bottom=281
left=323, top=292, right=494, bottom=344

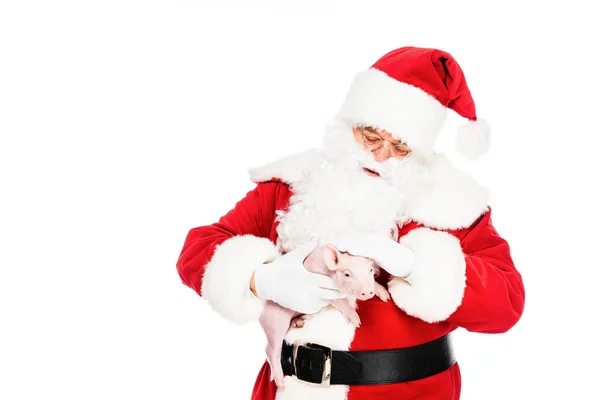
left=200, top=235, right=279, bottom=325
left=249, top=150, right=489, bottom=230
left=249, top=148, right=318, bottom=186
left=387, top=228, right=466, bottom=323
left=336, top=68, right=448, bottom=155
left=406, top=154, right=490, bottom=229
left=248, top=148, right=320, bottom=185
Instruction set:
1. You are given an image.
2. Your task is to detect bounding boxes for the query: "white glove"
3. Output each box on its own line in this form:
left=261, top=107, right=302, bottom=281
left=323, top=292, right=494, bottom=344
left=331, top=232, right=415, bottom=279
left=253, top=238, right=346, bottom=314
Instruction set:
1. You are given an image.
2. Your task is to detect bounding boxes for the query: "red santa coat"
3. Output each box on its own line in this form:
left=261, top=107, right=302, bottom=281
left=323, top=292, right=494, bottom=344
left=176, top=152, right=525, bottom=400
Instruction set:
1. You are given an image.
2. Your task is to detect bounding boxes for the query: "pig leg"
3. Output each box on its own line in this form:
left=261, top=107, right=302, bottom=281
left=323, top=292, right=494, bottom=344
left=374, top=281, right=390, bottom=302
left=328, top=298, right=361, bottom=327
left=259, top=301, right=296, bottom=389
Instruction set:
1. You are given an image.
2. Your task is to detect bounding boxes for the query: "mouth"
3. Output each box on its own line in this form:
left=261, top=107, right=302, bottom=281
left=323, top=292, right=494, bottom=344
left=361, top=166, right=381, bottom=177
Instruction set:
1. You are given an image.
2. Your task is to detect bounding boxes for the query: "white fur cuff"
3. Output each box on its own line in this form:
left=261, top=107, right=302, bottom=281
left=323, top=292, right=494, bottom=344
left=388, top=228, right=466, bottom=323
left=200, top=235, right=280, bottom=325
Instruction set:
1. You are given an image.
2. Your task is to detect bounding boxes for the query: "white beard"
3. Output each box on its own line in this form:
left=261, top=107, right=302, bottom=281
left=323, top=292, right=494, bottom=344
left=275, top=119, right=428, bottom=253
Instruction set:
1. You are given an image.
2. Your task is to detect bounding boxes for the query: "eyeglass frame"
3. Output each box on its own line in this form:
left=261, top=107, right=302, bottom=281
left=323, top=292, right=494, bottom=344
left=359, top=127, right=412, bottom=160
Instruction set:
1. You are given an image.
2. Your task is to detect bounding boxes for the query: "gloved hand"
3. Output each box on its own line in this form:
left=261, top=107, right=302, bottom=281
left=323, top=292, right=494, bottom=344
left=330, top=232, right=415, bottom=279
left=253, top=238, right=346, bottom=314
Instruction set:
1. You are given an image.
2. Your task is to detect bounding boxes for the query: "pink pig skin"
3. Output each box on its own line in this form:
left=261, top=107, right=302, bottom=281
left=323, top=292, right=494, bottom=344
left=258, top=244, right=390, bottom=389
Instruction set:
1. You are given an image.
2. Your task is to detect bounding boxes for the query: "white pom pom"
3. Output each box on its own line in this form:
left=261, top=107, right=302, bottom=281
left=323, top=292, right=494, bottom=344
left=455, top=119, right=491, bottom=161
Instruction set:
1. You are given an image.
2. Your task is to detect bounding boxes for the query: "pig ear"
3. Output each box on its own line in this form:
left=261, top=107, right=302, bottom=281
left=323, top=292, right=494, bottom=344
left=372, top=261, right=382, bottom=277
left=323, top=245, right=341, bottom=271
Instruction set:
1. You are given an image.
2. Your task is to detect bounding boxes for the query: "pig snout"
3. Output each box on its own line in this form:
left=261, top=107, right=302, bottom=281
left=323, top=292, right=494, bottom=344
left=357, top=288, right=375, bottom=300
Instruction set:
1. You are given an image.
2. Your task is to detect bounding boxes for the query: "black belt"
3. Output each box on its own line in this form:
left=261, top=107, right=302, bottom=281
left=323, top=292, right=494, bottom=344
left=281, top=334, right=456, bottom=387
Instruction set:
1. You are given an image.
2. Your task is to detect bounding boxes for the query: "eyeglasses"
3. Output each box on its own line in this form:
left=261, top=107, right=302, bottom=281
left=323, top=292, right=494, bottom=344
left=360, top=128, right=412, bottom=159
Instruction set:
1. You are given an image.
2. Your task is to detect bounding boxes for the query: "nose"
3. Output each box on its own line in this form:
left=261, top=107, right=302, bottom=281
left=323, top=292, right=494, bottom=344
left=360, top=290, right=375, bottom=300
left=371, top=144, right=392, bottom=162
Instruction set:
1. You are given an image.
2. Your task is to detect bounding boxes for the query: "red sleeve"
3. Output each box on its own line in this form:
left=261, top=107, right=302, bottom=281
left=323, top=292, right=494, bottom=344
left=175, top=181, right=284, bottom=324
left=446, top=210, right=525, bottom=333
left=388, top=208, right=525, bottom=333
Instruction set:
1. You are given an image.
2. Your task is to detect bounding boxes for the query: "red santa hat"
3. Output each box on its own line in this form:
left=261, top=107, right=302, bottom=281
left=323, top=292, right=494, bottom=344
left=336, top=46, right=490, bottom=160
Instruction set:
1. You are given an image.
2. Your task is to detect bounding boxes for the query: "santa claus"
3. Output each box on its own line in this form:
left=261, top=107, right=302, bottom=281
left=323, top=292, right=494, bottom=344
left=176, top=46, right=525, bottom=400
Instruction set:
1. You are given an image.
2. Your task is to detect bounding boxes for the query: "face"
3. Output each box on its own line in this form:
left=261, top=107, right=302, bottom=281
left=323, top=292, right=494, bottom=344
left=352, top=126, right=412, bottom=177
left=318, top=119, right=424, bottom=184
left=323, top=245, right=377, bottom=301
left=275, top=119, right=426, bottom=255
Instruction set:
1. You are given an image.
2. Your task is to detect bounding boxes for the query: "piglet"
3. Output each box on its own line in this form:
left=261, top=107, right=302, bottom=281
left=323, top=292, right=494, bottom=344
left=259, top=244, right=390, bottom=389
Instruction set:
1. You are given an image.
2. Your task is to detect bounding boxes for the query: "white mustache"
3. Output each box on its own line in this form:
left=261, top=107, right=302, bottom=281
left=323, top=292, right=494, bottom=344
left=354, top=149, right=396, bottom=178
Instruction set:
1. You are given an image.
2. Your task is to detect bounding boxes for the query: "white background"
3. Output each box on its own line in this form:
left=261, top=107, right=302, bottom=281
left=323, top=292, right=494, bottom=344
left=1, top=1, right=599, bottom=399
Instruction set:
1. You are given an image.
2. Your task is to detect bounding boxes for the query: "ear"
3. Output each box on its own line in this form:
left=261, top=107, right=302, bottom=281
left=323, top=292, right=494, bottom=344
left=323, top=245, right=341, bottom=271
left=372, top=261, right=381, bottom=277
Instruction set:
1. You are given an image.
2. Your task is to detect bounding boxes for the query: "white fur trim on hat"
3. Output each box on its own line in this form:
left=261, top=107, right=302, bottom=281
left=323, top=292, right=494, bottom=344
left=388, top=227, right=466, bottom=323
left=200, top=235, right=279, bottom=325
left=455, top=119, right=491, bottom=161
left=336, top=68, right=447, bottom=155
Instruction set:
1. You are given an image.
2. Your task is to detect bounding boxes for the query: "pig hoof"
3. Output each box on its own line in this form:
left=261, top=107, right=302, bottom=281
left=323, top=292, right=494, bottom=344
left=378, top=293, right=390, bottom=302
left=376, top=288, right=391, bottom=302
left=348, top=316, right=361, bottom=327
left=274, top=374, right=285, bottom=389
left=290, top=316, right=305, bottom=328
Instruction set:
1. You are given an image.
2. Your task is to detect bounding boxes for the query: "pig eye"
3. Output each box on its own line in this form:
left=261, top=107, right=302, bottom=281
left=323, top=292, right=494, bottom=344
left=344, top=272, right=350, bottom=278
